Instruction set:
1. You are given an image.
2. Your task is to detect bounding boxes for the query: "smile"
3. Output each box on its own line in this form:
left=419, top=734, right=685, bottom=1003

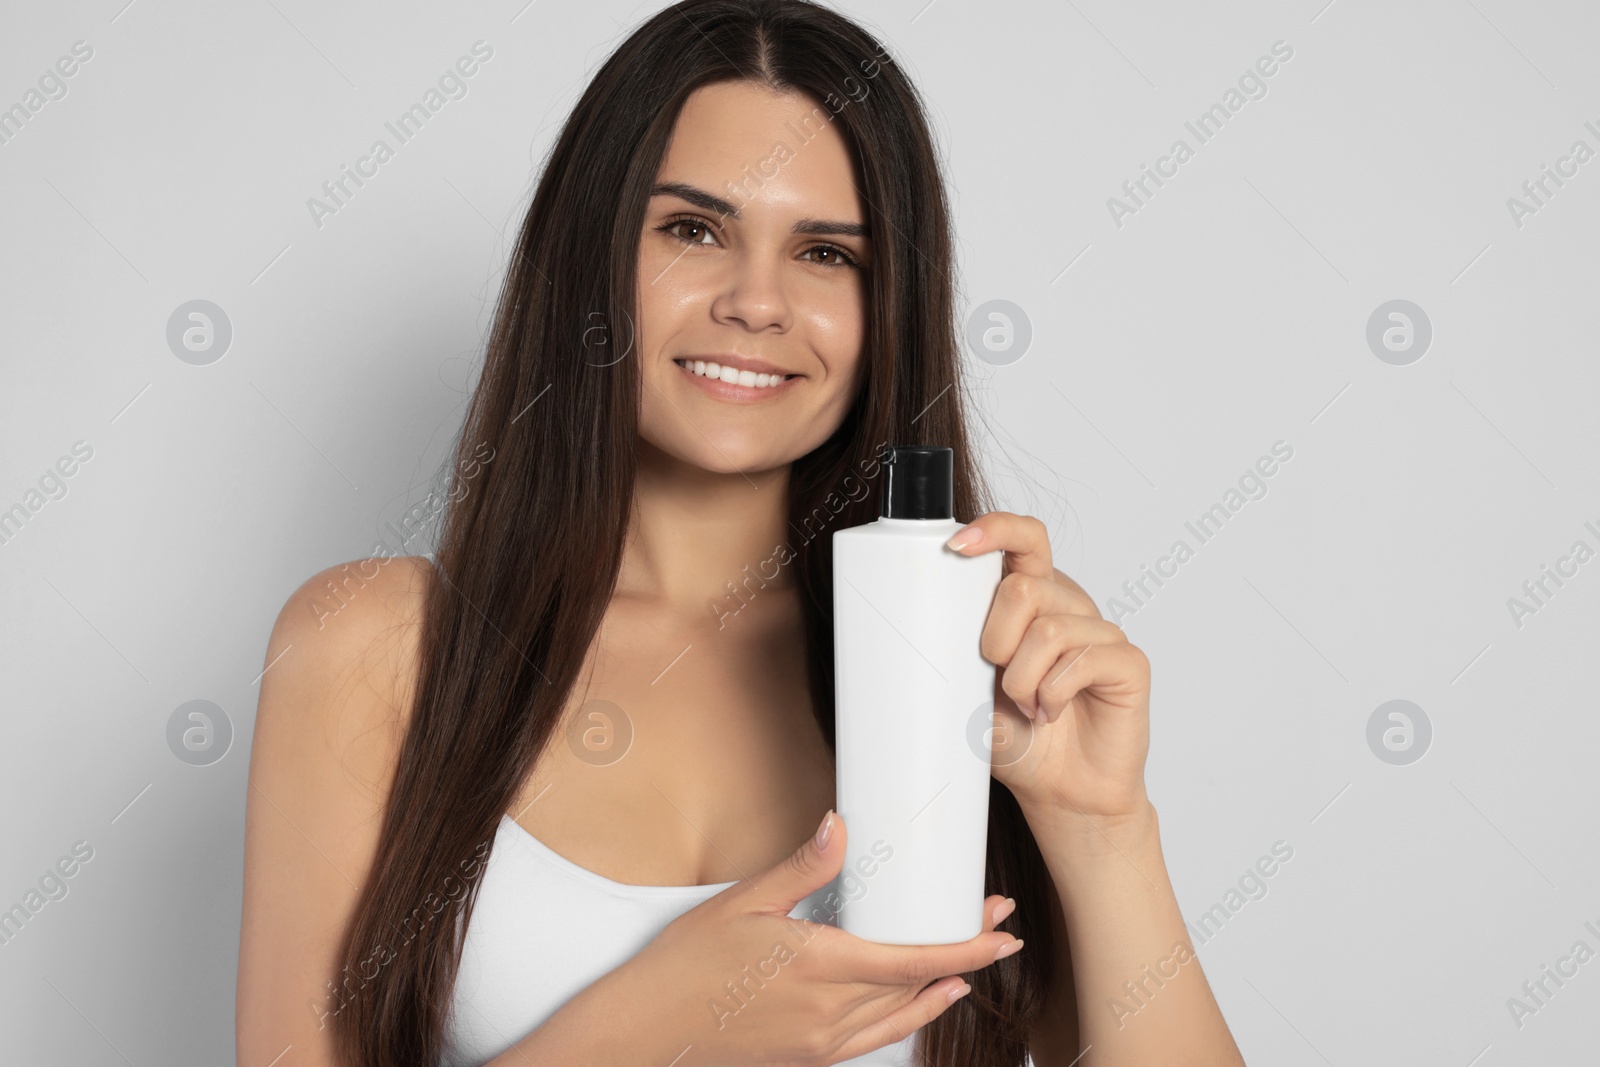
left=673, top=358, right=801, bottom=401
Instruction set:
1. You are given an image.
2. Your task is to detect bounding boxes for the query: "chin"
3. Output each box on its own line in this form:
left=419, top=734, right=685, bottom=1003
left=642, top=431, right=797, bottom=477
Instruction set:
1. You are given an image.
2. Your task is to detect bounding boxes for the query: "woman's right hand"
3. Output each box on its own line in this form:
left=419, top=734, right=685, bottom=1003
left=616, top=810, right=1022, bottom=1066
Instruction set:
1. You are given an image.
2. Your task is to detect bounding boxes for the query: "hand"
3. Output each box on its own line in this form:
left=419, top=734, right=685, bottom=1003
left=617, top=810, right=1022, bottom=1066
left=945, top=512, right=1152, bottom=825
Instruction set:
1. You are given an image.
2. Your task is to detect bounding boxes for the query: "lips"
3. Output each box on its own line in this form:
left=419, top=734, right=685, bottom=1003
left=674, top=357, right=795, bottom=387
left=678, top=352, right=797, bottom=377
left=672, top=357, right=802, bottom=401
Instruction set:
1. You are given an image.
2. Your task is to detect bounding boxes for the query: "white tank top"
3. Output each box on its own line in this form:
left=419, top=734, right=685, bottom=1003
left=439, top=813, right=926, bottom=1066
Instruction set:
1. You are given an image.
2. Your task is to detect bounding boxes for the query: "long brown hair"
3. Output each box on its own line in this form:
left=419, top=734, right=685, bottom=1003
left=331, top=1, right=1059, bottom=1062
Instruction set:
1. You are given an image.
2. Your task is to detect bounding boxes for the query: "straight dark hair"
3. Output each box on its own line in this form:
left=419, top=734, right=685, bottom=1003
left=331, top=1, right=1060, bottom=1063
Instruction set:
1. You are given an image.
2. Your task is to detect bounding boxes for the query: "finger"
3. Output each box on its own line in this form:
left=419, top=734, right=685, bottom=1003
left=981, top=893, right=1015, bottom=934
left=822, top=895, right=1008, bottom=1010
left=818, top=899, right=1015, bottom=1046
left=741, top=809, right=846, bottom=917
left=981, top=572, right=1115, bottom=676
left=827, top=975, right=973, bottom=1065
left=1037, top=641, right=1151, bottom=724
left=945, top=511, right=1053, bottom=580
left=845, top=927, right=1021, bottom=989
left=1051, top=566, right=1103, bottom=619
left=1001, top=614, right=1129, bottom=719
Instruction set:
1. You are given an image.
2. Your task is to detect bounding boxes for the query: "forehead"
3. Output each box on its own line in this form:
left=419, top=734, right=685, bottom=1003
left=656, top=81, right=864, bottom=219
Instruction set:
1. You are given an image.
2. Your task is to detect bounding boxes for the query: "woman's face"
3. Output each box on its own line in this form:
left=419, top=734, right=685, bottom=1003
left=634, top=80, right=872, bottom=476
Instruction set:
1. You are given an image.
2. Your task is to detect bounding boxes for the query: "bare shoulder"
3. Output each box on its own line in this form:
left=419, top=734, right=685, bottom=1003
left=236, top=553, right=436, bottom=1064
left=272, top=554, right=434, bottom=714
left=256, top=555, right=435, bottom=790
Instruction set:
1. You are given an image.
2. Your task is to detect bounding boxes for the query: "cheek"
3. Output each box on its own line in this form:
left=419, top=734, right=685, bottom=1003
left=636, top=247, right=720, bottom=343
left=633, top=276, right=664, bottom=353
left=802, top=283, right=867, bottom=380
left=635, top=256, right=698, bottom=353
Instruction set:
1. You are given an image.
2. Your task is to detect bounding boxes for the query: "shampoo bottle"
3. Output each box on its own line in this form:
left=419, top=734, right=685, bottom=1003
left=832, top=445, right=1003, bottom=944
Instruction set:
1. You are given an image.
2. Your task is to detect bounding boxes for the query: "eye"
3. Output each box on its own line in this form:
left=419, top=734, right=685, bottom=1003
left=655, top=213, right=863, bottom=270
left=802, top=244, right=861, bottom=269
left=657, top=214, right=720, bottom=247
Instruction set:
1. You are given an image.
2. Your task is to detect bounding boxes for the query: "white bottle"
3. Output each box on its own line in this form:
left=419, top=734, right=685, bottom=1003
left=832, top=446, right=1003, bottom=945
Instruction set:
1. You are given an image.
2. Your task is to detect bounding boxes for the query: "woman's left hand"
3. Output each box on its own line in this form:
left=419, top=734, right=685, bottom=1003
left=946, top=511, right=1152, bottom=824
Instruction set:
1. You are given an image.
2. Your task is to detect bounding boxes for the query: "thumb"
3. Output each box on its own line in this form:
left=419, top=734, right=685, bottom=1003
left=749, top=809, right=845, bottom=915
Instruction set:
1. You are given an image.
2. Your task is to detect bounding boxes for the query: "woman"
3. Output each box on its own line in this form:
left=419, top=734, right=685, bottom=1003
left=236, top=1, right=1246, bottom=1064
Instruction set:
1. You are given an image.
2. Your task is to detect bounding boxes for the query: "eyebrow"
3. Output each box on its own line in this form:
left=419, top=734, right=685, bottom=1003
left=650, top=181, right=870, bottom=238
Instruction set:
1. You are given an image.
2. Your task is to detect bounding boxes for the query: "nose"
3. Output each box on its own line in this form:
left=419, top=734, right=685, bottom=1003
left=710, top=245, right=791, bottom=334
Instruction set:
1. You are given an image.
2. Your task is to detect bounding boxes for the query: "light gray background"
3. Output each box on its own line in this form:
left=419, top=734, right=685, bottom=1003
left=2, top=0, right=1596, bottom=1063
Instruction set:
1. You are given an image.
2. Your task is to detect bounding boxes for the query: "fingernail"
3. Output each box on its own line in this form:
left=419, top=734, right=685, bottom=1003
left=994, top=938, right=1024, bottom=961
left=947, top=981, right=972, bottom=1003
left=815, top=809, right=834, bottom=850
left=992, top=897, right=1016, bottom=924
left=945, top=525, right=982, bottom=551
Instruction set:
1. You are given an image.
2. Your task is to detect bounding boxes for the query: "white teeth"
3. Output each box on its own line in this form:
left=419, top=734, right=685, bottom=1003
left=675, top=359, right=791, bottom=388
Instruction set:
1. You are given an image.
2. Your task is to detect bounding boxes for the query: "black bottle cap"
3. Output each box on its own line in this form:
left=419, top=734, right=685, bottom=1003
left=880, top=445, right=953, bottom=520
